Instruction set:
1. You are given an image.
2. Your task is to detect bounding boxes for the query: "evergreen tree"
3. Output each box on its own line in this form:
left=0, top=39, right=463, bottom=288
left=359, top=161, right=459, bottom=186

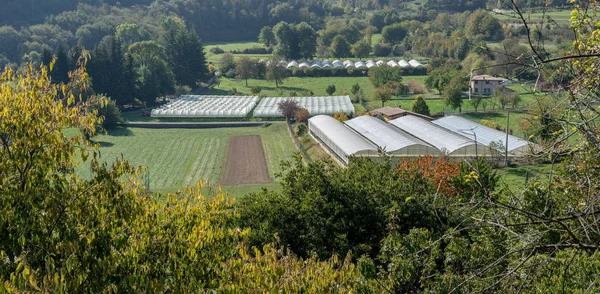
left=411, top=95, right=430, bottom=116
left=162, top=18, right=208, bottom=87
left=52, top=45, right=70, bottom=84
left=41, top=48, right=53, bottom=68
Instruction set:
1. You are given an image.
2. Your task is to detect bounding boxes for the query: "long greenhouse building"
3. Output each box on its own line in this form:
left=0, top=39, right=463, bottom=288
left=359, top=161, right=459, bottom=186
left=309, top=113, right=534, bottom=165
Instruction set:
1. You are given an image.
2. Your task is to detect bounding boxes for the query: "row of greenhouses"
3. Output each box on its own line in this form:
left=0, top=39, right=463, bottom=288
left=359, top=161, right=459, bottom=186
left=280, top=59, right=423, bottom=69
left=150, top=95, right=355, bottom=118
left=308, top=114, right=533, bottom=165
left=253, top=96, right=355, bottom=117
left=151, top=95, right=259, bottom=118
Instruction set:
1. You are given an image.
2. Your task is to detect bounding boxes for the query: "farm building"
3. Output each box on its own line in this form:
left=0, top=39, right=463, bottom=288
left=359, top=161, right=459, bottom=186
left=432, top=116, right=532, bottom=155
left=308, top=115, right=378, bottom=164
left=389, top=116, right=488, bottom=158
left=345, top=116, right=439, bottom=156
left=253, top=96, right=355, bottom=118
left=151, top=95, right=258, bottom=118
left=369, top=107, right=433, bottom=121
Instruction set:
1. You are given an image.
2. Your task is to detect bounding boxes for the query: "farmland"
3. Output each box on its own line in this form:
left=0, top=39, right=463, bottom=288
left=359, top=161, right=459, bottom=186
left=78, top=124, right=297, bottom=197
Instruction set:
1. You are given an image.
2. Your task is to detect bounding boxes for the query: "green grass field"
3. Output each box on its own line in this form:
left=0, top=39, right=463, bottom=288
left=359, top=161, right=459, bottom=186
left=205, top=41, right=270, bottom=64
left=492, top=9, right=573, bottom=22
left=80, top=124, right=296, bottom=197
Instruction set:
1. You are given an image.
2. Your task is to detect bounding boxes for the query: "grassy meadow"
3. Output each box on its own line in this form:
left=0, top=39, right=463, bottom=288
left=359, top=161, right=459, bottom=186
left=79, top=124, right=297, bottom=197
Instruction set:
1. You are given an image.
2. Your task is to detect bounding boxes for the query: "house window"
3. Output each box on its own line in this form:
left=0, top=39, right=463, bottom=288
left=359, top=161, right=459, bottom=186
left=485, top=80, right=490, bottom=84
left=474, top=81, right=479, bottom=84
left=474, top=88, right=479, bottom=93
left=484, top=88, right=490, bottom=94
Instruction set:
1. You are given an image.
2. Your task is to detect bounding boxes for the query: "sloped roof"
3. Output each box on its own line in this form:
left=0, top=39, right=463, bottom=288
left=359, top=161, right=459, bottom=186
left=389, top=115, right=483, bottom=155
left=345, top=116, right=438, bottom=154
left=432, top=116, right=531, bottom=152
left=309, top=115, right=378, bottom=156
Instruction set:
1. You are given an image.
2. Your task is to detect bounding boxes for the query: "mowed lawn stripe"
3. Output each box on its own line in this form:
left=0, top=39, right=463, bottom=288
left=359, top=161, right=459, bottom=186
left=78, top=125, right=296, bottom=194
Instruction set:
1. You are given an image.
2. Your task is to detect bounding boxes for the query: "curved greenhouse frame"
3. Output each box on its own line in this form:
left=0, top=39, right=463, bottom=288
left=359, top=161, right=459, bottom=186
left=309, top=115, right=378, bottom=164
left=345, top=116, right=439, bottom=156
left=389, top=116, right=487, bottom=157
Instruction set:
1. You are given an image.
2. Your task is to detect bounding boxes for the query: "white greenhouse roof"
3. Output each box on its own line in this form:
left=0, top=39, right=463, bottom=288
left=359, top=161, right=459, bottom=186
left=345, top=116, right=438, bottom=154
left=151, top=95, right=258, bottom=118
left=278, top=59, right=424, bottom=70
left=409, top=59, right=422, bottom=67
left=389, top=115, right=482, bottom=155
left=253, top=96, right=355, bottom=117
left=309, top=115, right=378, bottom=157
left=432, top=116, right=531, bottom=153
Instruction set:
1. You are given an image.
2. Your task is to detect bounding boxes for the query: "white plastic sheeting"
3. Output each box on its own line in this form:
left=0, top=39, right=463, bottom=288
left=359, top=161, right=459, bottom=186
left=354, top=60, right=366, bottom=68
left=409, top=59, right=423, bottom=67
left=345, top=116, right=439, bottom=156
left=151, top=95, right=258, bottom=118
left=309, top=115, right=378, bottom=164
left=253, top=96, right=355, bottom=117
left=432, top=116, right=532, bottom=155
left=280, top=59, right=424, bottom=69
left=389, top=115, right=487, bottom=157
left=387, top=60, right=399, bottom=67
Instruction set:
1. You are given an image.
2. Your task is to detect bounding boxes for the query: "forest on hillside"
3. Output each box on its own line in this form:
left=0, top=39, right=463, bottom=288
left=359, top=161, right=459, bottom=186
left=0, top=0, right=574, bottom=113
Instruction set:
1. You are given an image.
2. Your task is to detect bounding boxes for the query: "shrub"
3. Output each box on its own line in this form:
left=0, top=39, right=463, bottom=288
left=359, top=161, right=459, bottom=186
left=373, top=42, right=392, bottom=57
left=407, top=80, right=426, bottom=94
left=326, top=84, right=336, bottom=96
left=296, top=107, right=310, bottom=123
left=88, top=96, right=123, bottom=130
left=209, top=47, right=224, bottom=54
left=251, top=86, right=262, bottom=95
left=296, top=123, right=308, bottom=136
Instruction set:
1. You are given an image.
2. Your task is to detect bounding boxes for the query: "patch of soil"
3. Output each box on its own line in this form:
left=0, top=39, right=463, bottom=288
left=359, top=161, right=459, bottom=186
left=221, top=135, right=272, bottom=186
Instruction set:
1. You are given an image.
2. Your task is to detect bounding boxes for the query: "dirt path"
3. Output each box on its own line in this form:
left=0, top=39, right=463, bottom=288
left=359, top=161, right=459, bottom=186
left=221, top=135, right=272, bottom=186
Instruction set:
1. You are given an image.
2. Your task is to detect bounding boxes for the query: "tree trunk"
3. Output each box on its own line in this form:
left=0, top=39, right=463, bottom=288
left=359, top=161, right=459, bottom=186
left=245, top=79, right=248, bottom=86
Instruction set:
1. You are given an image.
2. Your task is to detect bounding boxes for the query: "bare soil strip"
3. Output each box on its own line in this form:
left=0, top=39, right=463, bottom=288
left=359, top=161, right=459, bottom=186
left=221, top=135, right=272, bottom=186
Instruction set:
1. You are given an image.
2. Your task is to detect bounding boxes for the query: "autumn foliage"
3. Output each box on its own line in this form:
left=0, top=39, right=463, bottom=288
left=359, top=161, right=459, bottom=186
left=398, top=155, right=460, bottom=197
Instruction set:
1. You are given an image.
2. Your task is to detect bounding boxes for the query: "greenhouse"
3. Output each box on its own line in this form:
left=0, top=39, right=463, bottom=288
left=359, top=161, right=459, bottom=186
left=345, top=116, right=439, bottom=156
left=432, top=116, right=532, bottom=155
left=355, top=60, right=366, bottom=68
left=278, top=59, right=424, bottom=70
left=308, top=115, right=378, bottom=164
left=389, top=116, right=487, bottom=158
left=253, top=96, right=355, bottom=117
left=409, top=59, right=423, bottom=67
left=332, top=60, right=344, bottom=67
left=151, top=95, right=259, bottom=118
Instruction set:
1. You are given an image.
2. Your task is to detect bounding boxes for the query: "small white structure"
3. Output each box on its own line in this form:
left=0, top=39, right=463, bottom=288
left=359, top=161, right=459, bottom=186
left=286, top=60, right=299, bottom=69
left=409, top=59, right=422, bottom=67
left=399, top=59, right=410, bottom=67
left=354, top=60, right=366, bottom=68
left=343, top=60, right=355, bottom=68
left=309, top=115, right=378, bottom=164
left=387, top=60, right=399, bottom=67
left=299, top=60, right=311, bottom=68
left=332, top=60, right=344, bottom=68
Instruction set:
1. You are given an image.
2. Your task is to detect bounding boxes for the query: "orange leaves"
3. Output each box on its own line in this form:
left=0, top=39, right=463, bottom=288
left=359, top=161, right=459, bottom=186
left=398, top=155, right=460, bottom=197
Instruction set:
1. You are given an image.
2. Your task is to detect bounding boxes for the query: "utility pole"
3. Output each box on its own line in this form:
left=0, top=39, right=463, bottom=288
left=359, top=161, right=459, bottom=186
left=505, top=110, right=510, bottom=167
